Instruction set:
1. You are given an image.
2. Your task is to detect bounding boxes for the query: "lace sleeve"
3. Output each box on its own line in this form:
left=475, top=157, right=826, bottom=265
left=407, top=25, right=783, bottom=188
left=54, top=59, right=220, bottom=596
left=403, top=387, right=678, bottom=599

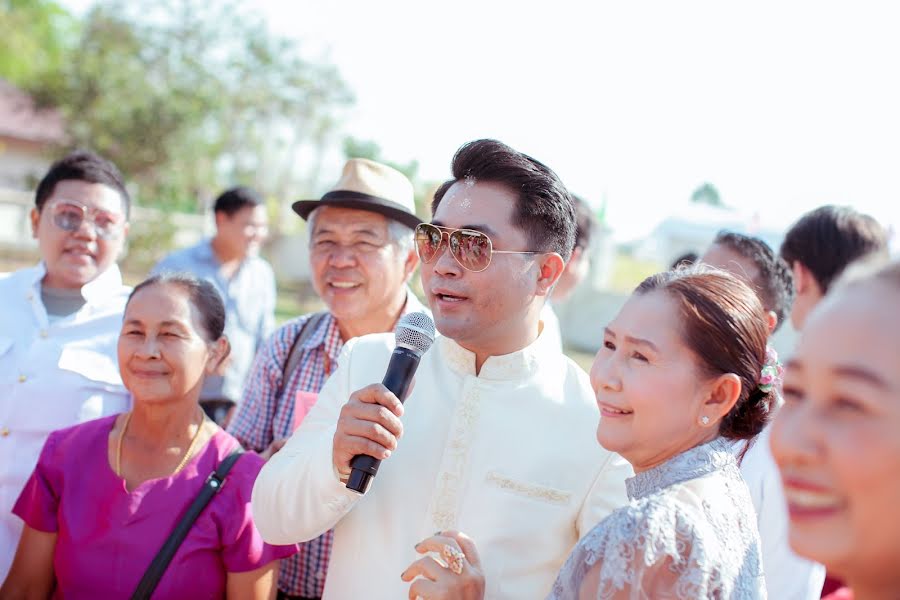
left=549, top=499, right=732, bottom=600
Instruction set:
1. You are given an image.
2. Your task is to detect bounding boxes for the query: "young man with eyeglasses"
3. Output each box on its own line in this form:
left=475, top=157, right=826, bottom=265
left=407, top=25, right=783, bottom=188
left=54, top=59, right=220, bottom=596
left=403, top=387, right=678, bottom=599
left=0, top=150, right=132, bottom=580
left=252, top=139, right=631, bottom=599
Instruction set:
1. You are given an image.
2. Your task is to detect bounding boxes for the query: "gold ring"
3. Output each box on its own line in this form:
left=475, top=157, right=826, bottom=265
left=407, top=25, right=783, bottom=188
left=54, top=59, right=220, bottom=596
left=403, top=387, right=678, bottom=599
left=441, top=544, right=465, bottom=575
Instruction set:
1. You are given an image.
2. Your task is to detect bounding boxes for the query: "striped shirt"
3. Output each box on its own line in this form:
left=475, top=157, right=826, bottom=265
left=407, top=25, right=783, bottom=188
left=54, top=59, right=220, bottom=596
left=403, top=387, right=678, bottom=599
left=228, top=291, right=426, bottom=597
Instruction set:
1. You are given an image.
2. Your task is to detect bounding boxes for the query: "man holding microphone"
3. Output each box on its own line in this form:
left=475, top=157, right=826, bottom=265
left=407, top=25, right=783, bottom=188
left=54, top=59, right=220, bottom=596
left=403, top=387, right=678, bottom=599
left=251, top=140, right=630, bottom=599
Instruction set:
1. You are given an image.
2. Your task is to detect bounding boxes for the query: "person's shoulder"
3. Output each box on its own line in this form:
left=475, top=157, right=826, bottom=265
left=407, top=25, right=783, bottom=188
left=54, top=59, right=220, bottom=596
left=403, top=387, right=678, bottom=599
left=349, top=331, right=395, bottom=351
left=154, top=241, right=205, bottom=270
left=546, top=353, right=599, bottom=410
left=45, top=415, right=118, bottom=459
left=271, top=310, right=330, bottom=344
left=0, top=265, right=37, bottom=292
left=209, top=430, right=265, bottom=489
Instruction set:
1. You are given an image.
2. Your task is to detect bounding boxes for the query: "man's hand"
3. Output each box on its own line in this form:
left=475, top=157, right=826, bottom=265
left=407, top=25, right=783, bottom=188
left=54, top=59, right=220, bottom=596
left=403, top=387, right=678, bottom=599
left=332, top=383, right=404, bottom=479
left=401, top=530, right=485, bottom=600
left=259, top=438, right=288, bottom=461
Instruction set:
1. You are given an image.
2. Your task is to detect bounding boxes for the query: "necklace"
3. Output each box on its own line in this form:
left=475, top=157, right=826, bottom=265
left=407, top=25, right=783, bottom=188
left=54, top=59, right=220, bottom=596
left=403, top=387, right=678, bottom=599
left=116, top=409, right=206, bottom=478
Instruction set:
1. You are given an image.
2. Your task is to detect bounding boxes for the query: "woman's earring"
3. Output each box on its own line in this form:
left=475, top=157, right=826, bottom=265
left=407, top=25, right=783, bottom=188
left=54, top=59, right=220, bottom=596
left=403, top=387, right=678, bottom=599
left=700, top=416, right=710, bottom=426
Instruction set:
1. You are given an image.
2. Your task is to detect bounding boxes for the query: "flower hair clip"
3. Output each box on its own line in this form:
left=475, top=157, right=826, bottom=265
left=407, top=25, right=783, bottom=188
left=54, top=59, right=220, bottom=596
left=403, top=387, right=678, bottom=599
left=758, top=346, right=784, bottom=394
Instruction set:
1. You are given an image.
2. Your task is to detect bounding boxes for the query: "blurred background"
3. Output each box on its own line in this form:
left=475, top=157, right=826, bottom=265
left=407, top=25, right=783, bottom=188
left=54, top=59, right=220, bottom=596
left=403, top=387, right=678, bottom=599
left=2, top=0, right=899, bottom=367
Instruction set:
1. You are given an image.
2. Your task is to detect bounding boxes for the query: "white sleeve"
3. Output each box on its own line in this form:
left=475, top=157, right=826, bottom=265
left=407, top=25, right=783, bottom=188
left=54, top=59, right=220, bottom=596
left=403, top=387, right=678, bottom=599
left=250, top=339, right=363, bottom=545
left=575, top=450, right=632, bottom=538
left=751, top=431, right=826, bottom=599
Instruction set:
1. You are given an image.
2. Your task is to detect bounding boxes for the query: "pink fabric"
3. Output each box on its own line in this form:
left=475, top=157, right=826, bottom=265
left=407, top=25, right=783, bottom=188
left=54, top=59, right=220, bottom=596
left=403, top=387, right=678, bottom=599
left=292, top=390, right=319, bottom=431
left=13, top=415, right=296, bottom=599
left=822, top=588, right=854, bottom=600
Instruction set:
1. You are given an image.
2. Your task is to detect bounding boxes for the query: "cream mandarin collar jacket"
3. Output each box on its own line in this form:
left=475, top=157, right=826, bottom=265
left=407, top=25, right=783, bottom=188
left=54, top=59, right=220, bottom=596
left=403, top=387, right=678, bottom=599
left=252, top=327, right=632, bottom=599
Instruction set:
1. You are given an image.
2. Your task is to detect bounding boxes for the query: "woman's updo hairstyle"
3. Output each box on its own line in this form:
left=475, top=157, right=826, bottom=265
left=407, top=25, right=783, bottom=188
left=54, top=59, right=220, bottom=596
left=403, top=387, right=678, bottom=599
left=126, top=273, right=226, bottom=342
left=636, top=265, right=773, bottom=441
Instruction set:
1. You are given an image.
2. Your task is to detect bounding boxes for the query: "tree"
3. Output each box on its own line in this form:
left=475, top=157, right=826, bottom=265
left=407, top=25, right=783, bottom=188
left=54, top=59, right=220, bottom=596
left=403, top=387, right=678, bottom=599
left=17, top=0, right=354, bottom=216
left=0, top=0, right=76, bottom=87
left=690, top=182, right=724, bottom=207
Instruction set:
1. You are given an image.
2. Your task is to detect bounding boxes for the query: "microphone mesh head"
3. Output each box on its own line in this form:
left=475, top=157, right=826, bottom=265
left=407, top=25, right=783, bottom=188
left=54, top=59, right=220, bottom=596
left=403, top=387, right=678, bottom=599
left=395, top=312, right=435, bottom=355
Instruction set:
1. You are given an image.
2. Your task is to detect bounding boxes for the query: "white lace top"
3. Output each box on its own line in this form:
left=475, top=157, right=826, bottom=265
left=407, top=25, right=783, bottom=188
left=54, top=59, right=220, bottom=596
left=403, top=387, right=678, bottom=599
left=549, top=438, right=767, bottom=599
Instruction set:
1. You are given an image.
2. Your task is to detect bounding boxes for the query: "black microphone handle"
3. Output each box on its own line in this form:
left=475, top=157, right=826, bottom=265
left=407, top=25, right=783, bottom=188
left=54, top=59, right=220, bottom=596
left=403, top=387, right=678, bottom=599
left=346, top=346, right=421, bottom=494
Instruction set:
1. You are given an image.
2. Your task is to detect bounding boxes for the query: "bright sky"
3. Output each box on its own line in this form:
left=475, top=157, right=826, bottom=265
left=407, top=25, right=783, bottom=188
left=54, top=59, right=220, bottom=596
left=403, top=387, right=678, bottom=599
left=259, top=0, right=900, bottom=242
left=68, top=0, right=900, bottom=242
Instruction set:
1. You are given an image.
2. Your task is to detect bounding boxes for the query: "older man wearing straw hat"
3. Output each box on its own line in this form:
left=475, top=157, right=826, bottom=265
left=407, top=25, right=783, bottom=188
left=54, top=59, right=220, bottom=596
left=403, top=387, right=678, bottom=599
left=229, top=158, right=426, bottom=600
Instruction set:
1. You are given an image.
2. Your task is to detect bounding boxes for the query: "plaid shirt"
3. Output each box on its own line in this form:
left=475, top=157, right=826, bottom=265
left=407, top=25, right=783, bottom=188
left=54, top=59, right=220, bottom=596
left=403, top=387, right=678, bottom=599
left=229, top=291, right=426, bottom=597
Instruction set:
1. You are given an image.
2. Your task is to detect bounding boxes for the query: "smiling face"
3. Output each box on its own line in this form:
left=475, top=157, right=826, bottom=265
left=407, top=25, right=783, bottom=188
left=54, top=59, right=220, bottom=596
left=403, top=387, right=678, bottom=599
left=31, top=179, right=128, bottom=289
left=420, top=181, right=558, bottom=357
left=309, top=205, right=415, bottom=324
left=590, top=290, right=724, bottom=470
left=118, top=283, right=222, bottom=406
left=770, top=281, right=900, bottom=586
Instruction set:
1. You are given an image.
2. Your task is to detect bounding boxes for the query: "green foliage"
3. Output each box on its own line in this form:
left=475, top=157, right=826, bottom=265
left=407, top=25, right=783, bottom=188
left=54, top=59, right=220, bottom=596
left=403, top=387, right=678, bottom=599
left=0, top=0, right=76, bottom=86
left=690, top=182, right=724, bottom=207
left=9, top=0, right=354, bottom=221
left=343, top=136, right=419, bottom=181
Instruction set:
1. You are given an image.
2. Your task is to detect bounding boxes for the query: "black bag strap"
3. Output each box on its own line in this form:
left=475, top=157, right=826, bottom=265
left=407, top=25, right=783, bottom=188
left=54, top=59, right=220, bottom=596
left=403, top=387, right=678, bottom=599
left=278, top=311, right=329, bottom=399
left=130, top=449, right=245, bottom=600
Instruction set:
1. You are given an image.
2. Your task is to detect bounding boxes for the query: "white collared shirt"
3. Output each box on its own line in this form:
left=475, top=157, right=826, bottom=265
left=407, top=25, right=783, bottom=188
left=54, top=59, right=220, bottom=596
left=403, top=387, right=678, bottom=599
left=253, top=329, right=632, bottom=599
left=0, top=263, right=132, bottom=579
left=740, top=426, right=826, bottom=599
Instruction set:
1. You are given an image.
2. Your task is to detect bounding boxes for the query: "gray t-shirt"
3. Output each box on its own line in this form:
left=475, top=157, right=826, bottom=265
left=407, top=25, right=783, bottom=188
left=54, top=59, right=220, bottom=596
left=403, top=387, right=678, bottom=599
left=41, top=285, right=87, bottom=321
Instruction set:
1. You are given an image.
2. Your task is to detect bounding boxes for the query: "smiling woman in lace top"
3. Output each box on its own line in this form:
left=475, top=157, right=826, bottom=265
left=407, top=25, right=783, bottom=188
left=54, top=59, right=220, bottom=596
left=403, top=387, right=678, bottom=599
left=409, top=266, right=772, bottom=599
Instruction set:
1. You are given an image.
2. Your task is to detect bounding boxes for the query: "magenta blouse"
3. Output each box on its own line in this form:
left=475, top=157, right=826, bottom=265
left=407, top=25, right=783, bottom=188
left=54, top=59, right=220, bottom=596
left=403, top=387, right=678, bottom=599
left=13, top=415, right=297, bottom=599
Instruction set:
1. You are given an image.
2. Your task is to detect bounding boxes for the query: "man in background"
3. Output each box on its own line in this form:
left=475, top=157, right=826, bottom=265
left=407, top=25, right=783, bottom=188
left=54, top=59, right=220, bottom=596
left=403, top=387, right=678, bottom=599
left=780, top=205, right=888, bottom=331
left=153, top=186, right=275, bottom=425
left=541, top=194, right=595, bottom=350
left=701, top=230, right=826, bottom=599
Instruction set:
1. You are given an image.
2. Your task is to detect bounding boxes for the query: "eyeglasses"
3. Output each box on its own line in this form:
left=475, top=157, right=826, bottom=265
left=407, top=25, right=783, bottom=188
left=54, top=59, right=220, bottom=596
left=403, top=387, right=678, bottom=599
left=49, top=199, right=126, bottom=240
left=415, top=223, right=539, bottom=272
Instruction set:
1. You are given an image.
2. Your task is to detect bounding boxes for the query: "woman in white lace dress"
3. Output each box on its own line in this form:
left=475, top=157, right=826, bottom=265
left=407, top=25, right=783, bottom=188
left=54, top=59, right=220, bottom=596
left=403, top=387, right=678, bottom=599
left=406, top=267, right=771, bottom=599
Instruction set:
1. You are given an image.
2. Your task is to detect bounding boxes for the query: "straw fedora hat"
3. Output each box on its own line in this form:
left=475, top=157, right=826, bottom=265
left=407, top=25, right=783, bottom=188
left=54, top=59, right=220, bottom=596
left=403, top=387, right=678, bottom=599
left=292, top=158, right=421, bottom=229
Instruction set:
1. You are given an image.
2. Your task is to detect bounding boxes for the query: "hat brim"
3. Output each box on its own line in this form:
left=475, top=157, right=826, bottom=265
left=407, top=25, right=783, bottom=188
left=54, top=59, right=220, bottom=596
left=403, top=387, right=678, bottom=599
left=292, top=191, right=422, bottom=230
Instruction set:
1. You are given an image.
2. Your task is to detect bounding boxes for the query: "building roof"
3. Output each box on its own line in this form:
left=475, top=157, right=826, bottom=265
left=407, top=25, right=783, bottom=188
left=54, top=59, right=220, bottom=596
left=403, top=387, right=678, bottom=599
left=0, top=78, right=67, bottom=144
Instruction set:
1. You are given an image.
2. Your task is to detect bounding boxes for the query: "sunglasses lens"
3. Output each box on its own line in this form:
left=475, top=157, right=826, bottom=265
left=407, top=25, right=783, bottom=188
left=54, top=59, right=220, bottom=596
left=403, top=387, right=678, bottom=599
left=450, top=230, right=491, bottom=271
left=52, top=203, right=84, bottom=233
left=415, top=224, right=443, bottom=263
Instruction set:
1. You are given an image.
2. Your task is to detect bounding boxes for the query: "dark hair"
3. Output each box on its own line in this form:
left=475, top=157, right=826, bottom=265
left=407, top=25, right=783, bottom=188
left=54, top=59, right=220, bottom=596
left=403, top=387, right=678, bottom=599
left=432, top=139, right=576, bottom=261
left=780, top=205, right=888, bottom=293
left=636, top=265, right=773, bottom=442
left=670, top=252, right=699, bottom=270
left=35, top=150, right=130, bottom=216
left=213, top=186, right=264, bottom=216
left=127, top=273, right=226, bottom=341
left=571, top=194, right=595, bottom=251
left=712, top=231, right=794, bottom=333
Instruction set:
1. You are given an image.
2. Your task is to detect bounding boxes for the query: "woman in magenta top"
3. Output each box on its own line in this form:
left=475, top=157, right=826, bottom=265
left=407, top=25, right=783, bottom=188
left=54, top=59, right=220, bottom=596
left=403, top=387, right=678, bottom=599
left=1, top=273, right=296, bottom=599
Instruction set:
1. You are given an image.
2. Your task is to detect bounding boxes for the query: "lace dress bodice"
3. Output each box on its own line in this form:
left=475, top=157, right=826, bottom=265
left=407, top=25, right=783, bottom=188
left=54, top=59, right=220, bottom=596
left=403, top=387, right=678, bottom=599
left=549, top=438, right=766, bottom=599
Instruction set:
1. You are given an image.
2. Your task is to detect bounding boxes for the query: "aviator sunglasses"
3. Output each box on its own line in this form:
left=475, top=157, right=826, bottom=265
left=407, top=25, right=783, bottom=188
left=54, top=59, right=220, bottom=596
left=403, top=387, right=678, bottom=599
left=48, top=199, right=126, bottom=240
left=415, top=223, right=540, bottom=272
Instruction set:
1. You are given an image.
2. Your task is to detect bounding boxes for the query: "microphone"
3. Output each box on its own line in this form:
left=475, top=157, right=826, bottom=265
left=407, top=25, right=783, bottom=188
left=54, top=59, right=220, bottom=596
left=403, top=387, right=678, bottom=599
left=346, top=312, right=435, bottom=494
